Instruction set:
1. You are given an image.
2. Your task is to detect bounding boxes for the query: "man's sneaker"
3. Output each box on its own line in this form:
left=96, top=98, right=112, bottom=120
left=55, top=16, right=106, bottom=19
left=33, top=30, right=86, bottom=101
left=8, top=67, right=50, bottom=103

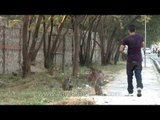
left=125, top=93, right=133, bottom=96
left=137, top=88, right=142, bottom=97
left=128, top=93, right=134, bottom=96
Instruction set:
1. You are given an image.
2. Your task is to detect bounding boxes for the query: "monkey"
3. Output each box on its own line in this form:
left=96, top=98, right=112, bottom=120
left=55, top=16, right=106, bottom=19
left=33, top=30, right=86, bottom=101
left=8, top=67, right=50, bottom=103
left=12, top=72, right=17, bottom=76
left=87, top=66, right=104, bottom=83
left=87, top=66, right=107, bottom=95
left=62, top=78, right=73, bottom=91
left=94, top=78, right=103, bottom=95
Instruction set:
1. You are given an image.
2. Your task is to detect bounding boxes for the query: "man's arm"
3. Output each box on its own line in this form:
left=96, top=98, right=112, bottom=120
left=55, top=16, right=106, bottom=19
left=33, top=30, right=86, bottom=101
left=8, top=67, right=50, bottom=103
left=141, top=41, right=144, bottom=48
left=119, top=44, right=125, bottom=53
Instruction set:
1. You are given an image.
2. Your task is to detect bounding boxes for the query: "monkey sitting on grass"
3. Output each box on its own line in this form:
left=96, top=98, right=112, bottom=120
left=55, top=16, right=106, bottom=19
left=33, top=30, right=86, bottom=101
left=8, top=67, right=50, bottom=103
left=94, top=72, right=107, bottom=96
left=94, top=78, right=103, bottom=95
left=62, top=78, right=73, bottom=91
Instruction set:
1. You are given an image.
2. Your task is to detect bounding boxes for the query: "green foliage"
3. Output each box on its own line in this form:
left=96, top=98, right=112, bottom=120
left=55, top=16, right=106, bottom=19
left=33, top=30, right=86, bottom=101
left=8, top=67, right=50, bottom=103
left=63, top=17, right=72, bottom=29
left=5, top=19, right=21, bottom=28
left=1, top=15, right=23, bottom=20
left=137, top=15, right=152, bottom=24
left=145, top=15, right=160, bottom=46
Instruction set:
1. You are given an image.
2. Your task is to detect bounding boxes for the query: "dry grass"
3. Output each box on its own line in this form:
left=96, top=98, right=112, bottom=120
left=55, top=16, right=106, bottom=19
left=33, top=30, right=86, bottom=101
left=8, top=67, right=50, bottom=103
left=52, top=97, right=96, bottom=105
left=0, top=61, right=125, bottom=104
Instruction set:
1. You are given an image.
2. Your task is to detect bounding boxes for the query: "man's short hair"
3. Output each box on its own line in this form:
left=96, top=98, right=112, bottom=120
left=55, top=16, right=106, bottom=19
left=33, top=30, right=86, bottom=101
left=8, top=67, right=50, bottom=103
left=128, top=24, right=136, bottom=32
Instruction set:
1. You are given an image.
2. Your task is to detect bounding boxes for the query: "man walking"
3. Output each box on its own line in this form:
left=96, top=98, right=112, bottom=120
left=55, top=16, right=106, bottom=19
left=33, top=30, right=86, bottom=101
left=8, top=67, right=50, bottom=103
left=119, top=24, right=144, bottom=97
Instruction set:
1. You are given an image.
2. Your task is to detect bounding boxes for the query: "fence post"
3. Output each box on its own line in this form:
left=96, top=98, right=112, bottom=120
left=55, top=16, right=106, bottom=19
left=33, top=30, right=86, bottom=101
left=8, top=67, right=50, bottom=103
left=2, top=26, right=5, bottom=74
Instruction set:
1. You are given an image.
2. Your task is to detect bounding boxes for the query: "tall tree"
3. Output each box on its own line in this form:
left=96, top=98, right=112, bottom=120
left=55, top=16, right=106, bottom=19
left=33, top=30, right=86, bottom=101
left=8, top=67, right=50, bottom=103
left=72, top=15, right=80, bottom=76
left=43, top=15, right=67, bottom=69
left=79, top=15, right=101, bottom=66
left=97, top=15, right=140, bottom=65
left=22, top=15, right=43, bottom=78
left=22, top=15, right=30, bottom=78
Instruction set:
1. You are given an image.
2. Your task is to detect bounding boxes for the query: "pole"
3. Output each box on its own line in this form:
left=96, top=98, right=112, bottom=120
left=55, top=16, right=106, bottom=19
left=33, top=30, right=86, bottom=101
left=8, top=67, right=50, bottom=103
left=144, top=15, right=147, bottom=67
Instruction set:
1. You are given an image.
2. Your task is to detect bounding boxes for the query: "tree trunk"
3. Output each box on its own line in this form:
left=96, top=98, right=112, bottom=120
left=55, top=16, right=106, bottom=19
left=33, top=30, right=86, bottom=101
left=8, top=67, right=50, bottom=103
left=114, top=44, right=120, bottom=65
left=72, top=16, right=80, bottom=77
left=79, top=16, right=98, bottom=66
left=22, top=15, right=31, bottom=78
left=22, top=15, right=43, bottom=78
left=99, top=25, right=106, bottom=65
left=2, top=26, right=5, bottom=74
left=43, top=15, right=67, bottom=69
left=62, top=29, right=68, bottom=73
left=29, top=15, right=43, bottom=64
left=43, top=15, right=54, bottom=69
left=84, top=30, right=92, bottom=66
left=90, top=32, right=97, bottom=63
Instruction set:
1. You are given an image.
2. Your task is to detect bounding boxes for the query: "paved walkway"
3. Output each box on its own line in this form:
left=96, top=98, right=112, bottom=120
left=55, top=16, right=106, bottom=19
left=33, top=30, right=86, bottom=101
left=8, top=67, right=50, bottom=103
left=84, top=57, right=160, bottom=105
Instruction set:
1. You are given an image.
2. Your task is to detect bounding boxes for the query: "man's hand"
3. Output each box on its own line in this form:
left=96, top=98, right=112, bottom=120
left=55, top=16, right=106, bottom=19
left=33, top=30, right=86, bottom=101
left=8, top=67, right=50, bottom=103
left=119, top=45, right=125, bottom=53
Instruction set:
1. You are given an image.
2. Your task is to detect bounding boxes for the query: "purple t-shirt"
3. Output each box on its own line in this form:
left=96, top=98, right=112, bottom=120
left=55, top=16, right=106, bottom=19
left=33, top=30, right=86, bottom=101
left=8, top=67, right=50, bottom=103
left=121, top=33, right=144, bottom=62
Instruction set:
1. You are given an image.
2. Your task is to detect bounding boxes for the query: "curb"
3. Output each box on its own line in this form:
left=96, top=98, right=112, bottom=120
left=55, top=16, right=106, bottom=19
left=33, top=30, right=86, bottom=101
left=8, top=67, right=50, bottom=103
left=150, top=57, right=160, bottom=73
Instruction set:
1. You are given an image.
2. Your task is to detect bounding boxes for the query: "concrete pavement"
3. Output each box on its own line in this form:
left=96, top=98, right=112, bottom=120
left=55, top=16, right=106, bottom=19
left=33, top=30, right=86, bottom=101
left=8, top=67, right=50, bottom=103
left=84, top=56, right=160, bottom=105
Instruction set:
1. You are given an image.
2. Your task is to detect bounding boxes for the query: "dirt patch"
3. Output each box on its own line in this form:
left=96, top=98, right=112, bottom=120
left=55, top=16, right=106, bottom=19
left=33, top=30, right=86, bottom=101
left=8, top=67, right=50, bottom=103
left=52, top=97, right=96, bottom=105
left=10, top=79, right=49, bottom=91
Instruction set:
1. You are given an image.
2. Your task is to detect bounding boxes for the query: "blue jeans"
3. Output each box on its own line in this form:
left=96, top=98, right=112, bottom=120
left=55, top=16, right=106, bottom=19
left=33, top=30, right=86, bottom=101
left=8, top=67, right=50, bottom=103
left=126, top=61, right=143, bottom=93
